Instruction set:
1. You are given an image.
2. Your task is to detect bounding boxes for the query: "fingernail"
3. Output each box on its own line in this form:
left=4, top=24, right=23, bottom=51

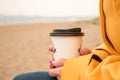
left=83, top=49, right=86, bottom=52
left=51, top=61, right=56, bottom=65
left=48, top=47, right=53, bottom=52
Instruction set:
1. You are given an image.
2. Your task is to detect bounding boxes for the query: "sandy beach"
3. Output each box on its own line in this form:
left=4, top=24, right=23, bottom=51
left=0, top=20, right=102, bottom=80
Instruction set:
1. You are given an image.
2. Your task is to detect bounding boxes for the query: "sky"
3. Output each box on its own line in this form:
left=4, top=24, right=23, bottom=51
left=0, top=0, right=99, bottom=17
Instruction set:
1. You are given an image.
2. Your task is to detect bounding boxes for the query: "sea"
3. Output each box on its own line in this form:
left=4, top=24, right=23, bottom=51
left=0, top=15, right=98, bottom=25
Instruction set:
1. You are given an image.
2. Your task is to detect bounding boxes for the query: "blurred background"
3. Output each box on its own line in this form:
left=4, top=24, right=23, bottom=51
left=0, top=0, right=102, bottom=80
left=0, top=0, right=99, bottom=24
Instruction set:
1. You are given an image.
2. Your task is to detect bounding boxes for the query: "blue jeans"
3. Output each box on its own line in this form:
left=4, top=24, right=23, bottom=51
left=13, top=72, right=57, bottom=80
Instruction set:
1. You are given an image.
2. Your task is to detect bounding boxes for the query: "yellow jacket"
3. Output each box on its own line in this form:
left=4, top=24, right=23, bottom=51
left=61, top=0, right=120, bottom=80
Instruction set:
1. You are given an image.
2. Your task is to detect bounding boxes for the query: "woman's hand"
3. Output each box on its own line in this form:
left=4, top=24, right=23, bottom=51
left=48, top=47, right=91, bottom=80
left=49, top=58, right=66, bottom=80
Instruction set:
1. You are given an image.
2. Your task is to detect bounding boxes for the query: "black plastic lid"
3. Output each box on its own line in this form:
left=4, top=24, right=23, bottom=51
left=50, top=27, right=84, bottom=36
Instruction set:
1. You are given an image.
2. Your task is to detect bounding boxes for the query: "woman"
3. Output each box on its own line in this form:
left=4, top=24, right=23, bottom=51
left=60, top=0, right=120, bottom=80
left=13, top=0, right=120, bottom=80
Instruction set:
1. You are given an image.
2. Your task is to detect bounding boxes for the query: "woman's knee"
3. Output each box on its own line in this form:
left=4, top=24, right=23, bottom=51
left=13, top=72, right=32, bottom=80
left=13, top=72, right=57, bottom=80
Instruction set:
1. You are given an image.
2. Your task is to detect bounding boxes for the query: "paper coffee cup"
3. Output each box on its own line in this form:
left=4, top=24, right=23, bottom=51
left=50, top=27, right=84, bottom=60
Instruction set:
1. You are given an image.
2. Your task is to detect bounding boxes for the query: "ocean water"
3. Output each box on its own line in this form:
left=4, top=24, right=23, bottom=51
left=0, top=15, right=97, bottom=25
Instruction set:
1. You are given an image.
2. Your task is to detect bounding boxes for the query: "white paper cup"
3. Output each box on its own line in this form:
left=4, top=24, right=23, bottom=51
left=50, top=28, right=84, bottom=60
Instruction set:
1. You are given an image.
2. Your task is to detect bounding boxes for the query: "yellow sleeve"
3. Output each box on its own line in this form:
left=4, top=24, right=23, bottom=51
left=85, top=55, right=120, bottom=80
left=61, top=44, right=112, bottom=80
left=61, top=54, right=93, bottom=80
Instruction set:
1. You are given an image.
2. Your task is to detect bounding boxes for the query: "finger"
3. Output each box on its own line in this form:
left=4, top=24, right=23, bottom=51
left=80, top=48, right=91, bottom=55
left=57, top=76, right=61, bottom=80
left=49, top=53, right=54, bottom=61
left=51, top=58, right=67, bottom=67
left=48, top=47, right=54, bottom=52
left=49, top=67, right=62, bottom=77
left=49, top=54, right=55, bottom=69
left=50, top=62, right=55, bottom=69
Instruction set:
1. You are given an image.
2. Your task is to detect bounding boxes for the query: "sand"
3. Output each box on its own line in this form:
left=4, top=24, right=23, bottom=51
left=0, top=21, right=102, bottom=80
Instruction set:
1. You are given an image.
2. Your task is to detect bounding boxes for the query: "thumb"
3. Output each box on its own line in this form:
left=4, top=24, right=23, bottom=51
left=80, top=48, right=91, bottom=55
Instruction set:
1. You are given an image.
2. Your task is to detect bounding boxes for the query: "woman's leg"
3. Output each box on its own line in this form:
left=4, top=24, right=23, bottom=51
left=13, top=72, right=57, bottom=80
